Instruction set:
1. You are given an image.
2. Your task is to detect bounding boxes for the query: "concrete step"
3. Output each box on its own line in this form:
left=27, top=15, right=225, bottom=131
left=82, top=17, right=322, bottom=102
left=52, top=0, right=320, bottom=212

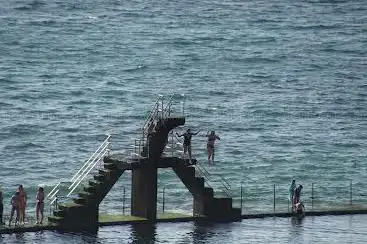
left=204, top=187, right=214, bottom=198
left=73, top=197, right=87, bottom=205
left=78, top=191, right=94, bottom=199
left=88, top=180, right=102, bottom=187
left=84, top=185, right=98, bottom=194
left=53, top=209, right=67, bottom=218
left=195, top=177, right=205, bottom=189
left=58, top=202, right=85, bottom=211
left=212, top=197, right=232, bottom=210
left=231, top=207, right=242, bottom=220
left=104, top=162, right=117, bottom=170
left=93, top=174, right=105, bottom=181
left=48, top=216, right=64, bottom=225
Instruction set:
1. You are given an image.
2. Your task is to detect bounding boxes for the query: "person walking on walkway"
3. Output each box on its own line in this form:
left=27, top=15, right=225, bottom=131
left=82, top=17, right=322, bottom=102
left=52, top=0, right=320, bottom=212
left=206, top=131, right=220, bottom=163
left=176, top=128, right=200, bottom=160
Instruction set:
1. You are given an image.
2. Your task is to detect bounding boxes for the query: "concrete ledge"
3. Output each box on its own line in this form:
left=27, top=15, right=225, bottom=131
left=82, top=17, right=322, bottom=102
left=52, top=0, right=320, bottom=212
left=2, top=209, right=367, bottom=234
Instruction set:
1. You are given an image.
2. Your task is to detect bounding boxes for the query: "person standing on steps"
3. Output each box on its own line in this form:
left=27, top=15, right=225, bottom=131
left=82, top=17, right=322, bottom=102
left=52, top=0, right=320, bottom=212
left=206, top=131, right=220, bottom=163
left=36, top=187, right=45, bottom=225
left=176, top=128, right=200, bottom=160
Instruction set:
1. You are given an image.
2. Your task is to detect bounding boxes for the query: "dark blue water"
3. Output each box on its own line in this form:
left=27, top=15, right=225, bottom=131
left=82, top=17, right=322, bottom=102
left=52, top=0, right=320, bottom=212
left=0, top=0, right=366, bottom=242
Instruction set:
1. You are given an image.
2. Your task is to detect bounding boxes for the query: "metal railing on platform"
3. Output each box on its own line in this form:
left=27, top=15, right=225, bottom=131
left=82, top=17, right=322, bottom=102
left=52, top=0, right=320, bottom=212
left=46, top=135, right=111, bottom=211
left=235, top=180, right=367, bottom=214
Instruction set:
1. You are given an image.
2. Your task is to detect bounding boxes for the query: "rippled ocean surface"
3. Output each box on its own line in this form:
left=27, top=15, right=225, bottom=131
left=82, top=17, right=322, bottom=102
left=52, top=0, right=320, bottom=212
left=0, top=0, right=366, bottom=243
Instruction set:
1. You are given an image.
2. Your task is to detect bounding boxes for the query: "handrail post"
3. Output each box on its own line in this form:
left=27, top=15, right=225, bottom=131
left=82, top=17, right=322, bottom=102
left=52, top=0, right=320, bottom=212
left=162, top=187, right=165, bottom=213
left=273, top=184, right=275, bottom=212
left=350, top=180, right=353, bottom=205
left=240, top=182, right=243, bottom=213
left=123, top=187, right=126, bottom=215
left=312, top=183, right=314, bottom=210
left=171, top=132, right=174, bottom=157
left=161, top=96, right=164, bottom=118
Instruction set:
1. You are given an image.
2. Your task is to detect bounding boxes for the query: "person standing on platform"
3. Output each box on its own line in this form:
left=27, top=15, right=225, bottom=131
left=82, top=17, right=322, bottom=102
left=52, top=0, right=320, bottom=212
left=18, top=185, right=27, bottom=225
left=289, top=179, right=296, bottom=204
left=36, top=187, right=45, bottom=225
left=9, top=191, right=20, bottom=226
left=206, top=131, right=220, bottom=163
left=176, top=128, right=200, bottom=160
left=293, top=184, right=303, bottom=205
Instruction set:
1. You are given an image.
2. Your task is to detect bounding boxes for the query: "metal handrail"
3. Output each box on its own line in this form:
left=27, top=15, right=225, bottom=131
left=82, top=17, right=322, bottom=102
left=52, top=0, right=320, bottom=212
left=196, top=163, right=232, bottom=197
left=67, top=150, right=109, bottom=197
left=47, top=182, right=61, bottom=199
left=71, top=134, right=111, bottom=182
left=68, top=141, right=110, bottom=190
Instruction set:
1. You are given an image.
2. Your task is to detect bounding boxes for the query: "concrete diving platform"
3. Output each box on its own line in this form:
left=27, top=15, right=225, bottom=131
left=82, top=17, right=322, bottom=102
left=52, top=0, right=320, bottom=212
left=2, top=208, right=367, bottom=234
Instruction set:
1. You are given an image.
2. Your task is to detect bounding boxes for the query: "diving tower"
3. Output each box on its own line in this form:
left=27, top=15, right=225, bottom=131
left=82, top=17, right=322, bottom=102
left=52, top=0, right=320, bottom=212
left=47, top=94, right=241, bottom=230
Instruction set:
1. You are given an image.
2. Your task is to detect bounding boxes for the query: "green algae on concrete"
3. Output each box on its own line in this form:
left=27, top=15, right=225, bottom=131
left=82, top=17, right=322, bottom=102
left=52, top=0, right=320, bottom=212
left=99, top=214, right=147, bottom=223
left=157, top=212, right=192, bottom=219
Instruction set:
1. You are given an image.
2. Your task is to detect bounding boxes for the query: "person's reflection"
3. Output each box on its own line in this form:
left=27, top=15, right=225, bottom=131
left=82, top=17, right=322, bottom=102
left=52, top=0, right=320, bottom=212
left=288, top=216, right=305, bottom=243
left=131, top=223, right=157, bottom=244
left=15, top=233, right=26, bottom=244
left=291, top=216, right=304, bottom=227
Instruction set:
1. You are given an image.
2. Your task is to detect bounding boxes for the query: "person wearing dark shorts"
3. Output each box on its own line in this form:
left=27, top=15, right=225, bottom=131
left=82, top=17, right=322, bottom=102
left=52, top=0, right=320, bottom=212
left=176, top=128, right=200, bottom=160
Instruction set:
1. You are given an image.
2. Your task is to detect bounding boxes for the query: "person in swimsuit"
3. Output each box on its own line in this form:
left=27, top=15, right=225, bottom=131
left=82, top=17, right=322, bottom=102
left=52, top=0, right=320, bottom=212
left=206, top=131, right=220, bottom=163
left=9, top=191, right=20, bottom=226
left=176, top=128, right=200, bottom=160
left=289, top=179, right=296, bottom=203
left=293, top=184, right=303, bottom=206
left=36, top=187, right=45, bottom=224
left=18, top=185, right=27, bottom=225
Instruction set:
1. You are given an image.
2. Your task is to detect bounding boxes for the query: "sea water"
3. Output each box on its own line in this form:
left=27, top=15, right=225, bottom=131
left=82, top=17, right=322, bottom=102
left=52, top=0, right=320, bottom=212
left=0, top=0, right=366, bottom=243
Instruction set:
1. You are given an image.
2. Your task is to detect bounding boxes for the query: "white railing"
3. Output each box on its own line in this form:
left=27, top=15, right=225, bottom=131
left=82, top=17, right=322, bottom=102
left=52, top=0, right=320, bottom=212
left=46, top=135, right=112, bottom=207
left=67, top=136, right=111, bottom=197
left=131, top=93, right=181, bottom=161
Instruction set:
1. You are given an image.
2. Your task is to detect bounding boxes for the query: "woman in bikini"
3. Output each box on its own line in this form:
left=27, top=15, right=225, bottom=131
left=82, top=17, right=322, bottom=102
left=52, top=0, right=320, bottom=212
left=206, top=131, right=220, bottom=163
left=36, top=187, right=45, bottom=224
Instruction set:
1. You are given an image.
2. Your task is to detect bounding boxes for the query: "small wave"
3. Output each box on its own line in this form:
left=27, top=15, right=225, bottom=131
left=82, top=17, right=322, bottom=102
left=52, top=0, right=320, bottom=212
left=28, top=19, right=57, bottom=26
left=292, top=23, right=344, bottom=30
left=14, top=0, right=46, bottom=11
left=123, top=65, right=146, bottom=72
left=4, top=142, right=45, bottom=150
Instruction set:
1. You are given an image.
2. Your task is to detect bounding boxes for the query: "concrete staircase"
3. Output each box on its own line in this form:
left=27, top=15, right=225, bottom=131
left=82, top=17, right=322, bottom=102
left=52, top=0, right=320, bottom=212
left=173, top=163, right=241, bottom=221
left=48, top=158, right=130, bottom=230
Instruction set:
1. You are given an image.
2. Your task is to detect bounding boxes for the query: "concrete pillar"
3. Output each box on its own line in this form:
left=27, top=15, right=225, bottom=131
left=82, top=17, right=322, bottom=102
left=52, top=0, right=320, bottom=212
left=131, top=165, right=158, bottom=220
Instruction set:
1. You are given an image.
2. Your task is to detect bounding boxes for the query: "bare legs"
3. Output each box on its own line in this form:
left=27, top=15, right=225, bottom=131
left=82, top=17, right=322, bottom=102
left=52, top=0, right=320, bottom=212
left=183, top=144, right=192, bottom=160
left=9, top=206, right=19, bottom=226
left=207, top=146, right=215, bottom=163
left=36, top=203, right=44, bottom=224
